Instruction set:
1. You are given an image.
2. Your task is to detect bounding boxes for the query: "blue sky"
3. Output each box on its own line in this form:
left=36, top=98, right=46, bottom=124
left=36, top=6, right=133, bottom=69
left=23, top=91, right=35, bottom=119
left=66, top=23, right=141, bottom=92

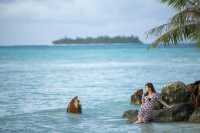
left=0, top=0, right=174, bottom=45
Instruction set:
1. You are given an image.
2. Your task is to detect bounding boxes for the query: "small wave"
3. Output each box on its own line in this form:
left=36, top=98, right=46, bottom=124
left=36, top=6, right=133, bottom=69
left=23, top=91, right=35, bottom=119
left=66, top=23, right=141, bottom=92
left=98, top=116, right=124, bottom=122
left=0, top=107, right=66, bottom=119
left=45, top=61, right=164, bottom=69
left=171, top=58, right=189, bottom=63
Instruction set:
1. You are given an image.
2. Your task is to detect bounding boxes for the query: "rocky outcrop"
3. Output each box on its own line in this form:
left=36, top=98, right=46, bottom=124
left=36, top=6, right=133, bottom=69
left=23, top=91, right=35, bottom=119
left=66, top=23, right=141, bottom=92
left=189, top=108, right=200, bottom=123
left=130, top=81, right=191, bottom=106
left=152, top=100, right=164, bottom=110
left=160, top=81, right=191, bottom=105
left=123, top=103, right=194, bottom=123
left=67, top=96, right=82, bottom=114
left=125, top=81, right=200, bottom=123
left=186, top=80, right=200, bottom=107
left=122, top=110, right=138, bottom=123
left=153, top=103, right=194, bottom=122
left=131, top=89, right=143, bottom=104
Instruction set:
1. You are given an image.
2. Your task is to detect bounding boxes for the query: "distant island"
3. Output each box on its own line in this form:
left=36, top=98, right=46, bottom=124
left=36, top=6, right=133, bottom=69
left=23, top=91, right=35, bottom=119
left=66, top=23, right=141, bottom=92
left=52, top=35, right=143, bottom=45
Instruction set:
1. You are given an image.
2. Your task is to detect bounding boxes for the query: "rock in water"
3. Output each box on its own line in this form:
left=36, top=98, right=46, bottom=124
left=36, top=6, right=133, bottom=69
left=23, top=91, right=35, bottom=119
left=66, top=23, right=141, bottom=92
left=122, top=110, right=138, bottom=123
left=67, top=96, right=82, bottom=114
left=152, top=100, right=163, bottom=110
left=189, top=107, right=200, bottom=123
left=186, top=80, right=200, bottom=107
left=161, top=81, right=191, bottom=105
left=153, top=103, right=194, bottom=122
left=131, top=89, right=143, bottom=105
left=123, top=103, right=194, bottom=123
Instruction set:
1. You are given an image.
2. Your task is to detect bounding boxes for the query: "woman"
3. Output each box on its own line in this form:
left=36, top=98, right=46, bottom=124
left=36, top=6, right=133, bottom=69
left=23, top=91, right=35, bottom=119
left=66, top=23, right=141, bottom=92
left=135, top=82, right=160, bottom=124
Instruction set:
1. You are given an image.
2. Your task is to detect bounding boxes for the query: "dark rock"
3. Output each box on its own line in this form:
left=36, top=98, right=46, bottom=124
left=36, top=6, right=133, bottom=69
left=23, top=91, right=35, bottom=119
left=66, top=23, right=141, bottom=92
left=152, top=100, right=163, bottom=110
left=131, top=89, right=143, bottom=105
left=122, top=110, right=138, bottom=123
left=161, top=81, right=191, bottom=105
left=123, top=103, right=194, bottom=123
left=153, top=103, right=194, bottom=122
left=186, top=80, right=200, bottom=107
left=189, top=107, right=200, bottom=123
left=123, top=81, right=200, bottom=123
left=67, top=96, right=82, bottom=114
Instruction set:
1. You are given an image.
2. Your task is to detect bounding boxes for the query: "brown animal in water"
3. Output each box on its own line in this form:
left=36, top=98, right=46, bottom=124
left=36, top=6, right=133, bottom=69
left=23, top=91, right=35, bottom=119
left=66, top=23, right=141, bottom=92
left=67, top=96, right=82, bottom=114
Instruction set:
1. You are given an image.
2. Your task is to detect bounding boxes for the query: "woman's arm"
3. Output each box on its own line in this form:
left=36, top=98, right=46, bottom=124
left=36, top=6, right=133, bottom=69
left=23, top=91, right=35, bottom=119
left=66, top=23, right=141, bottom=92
left=141, top=95, right=145, bottom=105
left=142, top=98, right=145, bottom=105
left=158, top=99, right=173, bottom=108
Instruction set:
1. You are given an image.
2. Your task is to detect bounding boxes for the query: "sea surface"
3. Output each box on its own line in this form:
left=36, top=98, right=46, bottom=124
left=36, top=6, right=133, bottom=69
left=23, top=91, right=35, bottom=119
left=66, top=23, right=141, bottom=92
left=0, top=43, right=200, bottom=133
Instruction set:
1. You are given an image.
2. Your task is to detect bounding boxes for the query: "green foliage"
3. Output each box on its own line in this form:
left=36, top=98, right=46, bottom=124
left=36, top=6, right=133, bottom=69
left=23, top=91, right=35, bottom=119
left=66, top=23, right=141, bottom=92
left=53, top=35, right=142, bottom=44
left=161, top=0, right=191, bottom=9
left=148, top=0, right=200, bottom=47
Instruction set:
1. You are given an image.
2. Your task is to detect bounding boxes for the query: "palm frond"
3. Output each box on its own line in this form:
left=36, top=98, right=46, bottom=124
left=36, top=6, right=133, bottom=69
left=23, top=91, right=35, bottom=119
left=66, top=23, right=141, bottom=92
left=148, top=0, right=200, bottom=48
left=160, top=0, right=200, bottom=9
left=171, top=7, right=200, bottom=25
left=160, top=0, right=190, bottom=9
left=147, top=24, right=170, bottom=37
left=148, top=7, right=200, bottom=37
left=150, top=23, right=200, bottom=48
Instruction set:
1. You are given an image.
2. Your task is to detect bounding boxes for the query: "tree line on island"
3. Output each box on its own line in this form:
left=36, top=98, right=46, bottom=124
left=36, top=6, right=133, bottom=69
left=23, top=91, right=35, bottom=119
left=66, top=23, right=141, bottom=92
left=52, top=35, right=142, bottom=44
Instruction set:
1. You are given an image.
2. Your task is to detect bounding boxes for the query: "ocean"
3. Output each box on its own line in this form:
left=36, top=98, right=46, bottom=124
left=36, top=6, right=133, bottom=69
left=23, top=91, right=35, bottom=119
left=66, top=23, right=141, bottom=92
left=0, top=44, right=200, bottom=133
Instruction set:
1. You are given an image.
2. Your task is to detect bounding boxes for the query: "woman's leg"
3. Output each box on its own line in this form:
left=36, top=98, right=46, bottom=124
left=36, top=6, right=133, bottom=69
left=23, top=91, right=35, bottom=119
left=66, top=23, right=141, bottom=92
left=135, top=106, right=146, bottom=124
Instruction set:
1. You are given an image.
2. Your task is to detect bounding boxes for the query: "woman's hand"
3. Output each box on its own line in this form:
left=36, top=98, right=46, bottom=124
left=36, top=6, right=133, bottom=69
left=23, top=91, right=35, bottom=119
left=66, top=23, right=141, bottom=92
left=159, top=99, right=172, bottom=109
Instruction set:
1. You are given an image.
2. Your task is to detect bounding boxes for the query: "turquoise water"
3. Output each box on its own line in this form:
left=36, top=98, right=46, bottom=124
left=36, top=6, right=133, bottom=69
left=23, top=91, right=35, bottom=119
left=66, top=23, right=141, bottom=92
left=0, top=44, right=200, bottom=133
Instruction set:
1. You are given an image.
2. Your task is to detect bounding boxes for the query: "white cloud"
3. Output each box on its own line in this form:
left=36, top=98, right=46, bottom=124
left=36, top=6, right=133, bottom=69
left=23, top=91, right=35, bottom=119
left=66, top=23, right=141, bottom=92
left=0, top=0, right=100, bottom=22
left=0, top=0, right=174, bottom=44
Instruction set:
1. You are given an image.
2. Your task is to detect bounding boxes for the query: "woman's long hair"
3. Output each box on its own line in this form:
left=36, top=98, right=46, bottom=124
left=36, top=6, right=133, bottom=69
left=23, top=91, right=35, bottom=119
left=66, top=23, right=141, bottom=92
left=144, top=82, right=156, bottom=96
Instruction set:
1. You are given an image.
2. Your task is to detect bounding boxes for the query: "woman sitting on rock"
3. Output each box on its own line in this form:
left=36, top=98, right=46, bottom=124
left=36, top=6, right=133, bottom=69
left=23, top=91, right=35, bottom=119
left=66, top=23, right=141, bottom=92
left=135, top=82, right=160, bottom=124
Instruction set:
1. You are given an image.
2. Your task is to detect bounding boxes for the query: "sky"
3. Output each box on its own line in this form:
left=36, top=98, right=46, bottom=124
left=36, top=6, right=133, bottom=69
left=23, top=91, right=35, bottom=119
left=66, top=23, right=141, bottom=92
left=0, top=0, right=174, bottom=45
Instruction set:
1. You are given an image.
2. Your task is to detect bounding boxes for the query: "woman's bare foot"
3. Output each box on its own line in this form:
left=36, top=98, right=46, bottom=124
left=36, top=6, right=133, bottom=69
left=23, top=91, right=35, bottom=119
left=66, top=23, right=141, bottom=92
left=134, top=120, right=143, bottom=124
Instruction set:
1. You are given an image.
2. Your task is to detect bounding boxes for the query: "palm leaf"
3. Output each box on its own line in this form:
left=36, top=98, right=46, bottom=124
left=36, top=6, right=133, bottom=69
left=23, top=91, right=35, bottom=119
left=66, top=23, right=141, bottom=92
left=171, top=7, right=200, bottom=25
left=148, top=0, right=200, bottom=48
left=148, top=7, right=200, bottom=37
left=147, top=24, right=170, bottom=37
left=150, top=22, right=200, bottom=48
left=160, top=0, right=199, bottom=9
